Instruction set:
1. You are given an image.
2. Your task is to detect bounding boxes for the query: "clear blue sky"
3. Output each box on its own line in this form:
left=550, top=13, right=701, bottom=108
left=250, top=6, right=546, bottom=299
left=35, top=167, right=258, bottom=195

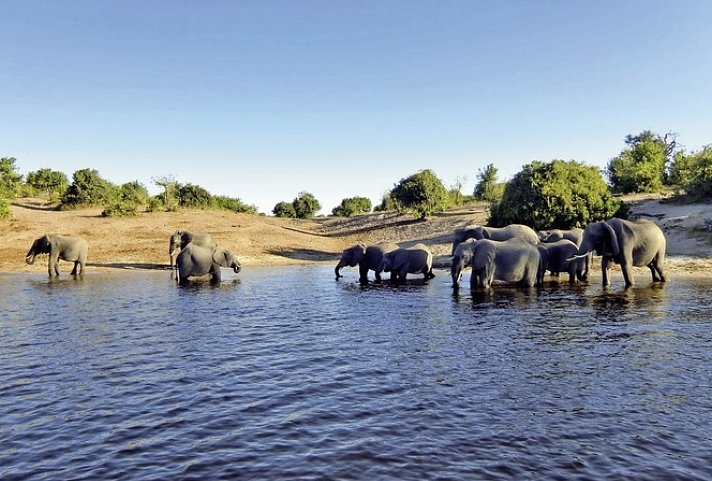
left=2, top=1, right=711, bottom=214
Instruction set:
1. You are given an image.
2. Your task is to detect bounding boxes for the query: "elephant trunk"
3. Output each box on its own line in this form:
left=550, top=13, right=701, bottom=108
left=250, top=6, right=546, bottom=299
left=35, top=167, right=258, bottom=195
left=334, top=260, right=345, bottom=279
left=233, top=263, right=241, bottom=274
left=25, top=253, right=36, bottom=265
left=451, top=256, right=464, bottom=286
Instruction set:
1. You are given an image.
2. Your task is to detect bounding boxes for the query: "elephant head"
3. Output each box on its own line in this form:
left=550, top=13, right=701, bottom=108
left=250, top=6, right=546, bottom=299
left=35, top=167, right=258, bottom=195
left=334, top=244, right=366, bottom=279
left=451, top=240, right=475, bottom=286
left=214, top=248, right=241, bottom=274
left=577, top=221, right=620, bottom=259
left=25, top=235, right=52, bottom=265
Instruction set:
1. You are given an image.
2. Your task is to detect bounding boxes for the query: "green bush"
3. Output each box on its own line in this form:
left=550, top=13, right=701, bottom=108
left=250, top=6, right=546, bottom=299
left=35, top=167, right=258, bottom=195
left=273, top=201, right=297, bottom=218
left=176, top=183, right=212, bottom=208
left=292, top=192, right=321, bottom=219
left=669, top=145, right=712, bottom=199
left=332, top=196, right=372, bottom=217
left=390, top=169, right=449, bottom=219
left=0, top=198, right=11, bottom=219
left=489, top=159, right=623, bottom=230
left=473, top=164, right=505, bottom=204
left=213, top=195, right=258, bottom=214
left=607, top=131, right=670, bottom=194
left=26, top=168, right=69, bottom=201
left=0, top=157, right=23, bottom=198
left=374, top=191, right=400, bottom=212
left=102, top=200, right=138, bottom=217
left=61, top=168, right=118, bottom=207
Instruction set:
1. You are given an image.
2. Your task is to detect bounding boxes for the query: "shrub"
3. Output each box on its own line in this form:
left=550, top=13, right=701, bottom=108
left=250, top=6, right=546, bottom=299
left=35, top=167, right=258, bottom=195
left=669, top=145, right=712, bottom=199
left=473, top=164, right=505, bottom=204
left=0, top=157, right=23, bottom=198
left=176, top=183, right=212, bottom=208
left=489, top=159, right=623, bottom=230
left=292, top=191, right=321, bottom=219
left=213, top=195, right=258, bottom=214
left=390, top=169, right=449, bottom=219
left=332, top=196, right=372, bottom=217
left=374, top=191, right=400, bottom=212
left=0, top=198, right=10, bottom=219
left=273, top=201, right=297, bottom=218
left=61, top=168, right=118, bottom=207
left=25, top=168, right=69, bottom=201
left=607, top=131, right=672, bottom=194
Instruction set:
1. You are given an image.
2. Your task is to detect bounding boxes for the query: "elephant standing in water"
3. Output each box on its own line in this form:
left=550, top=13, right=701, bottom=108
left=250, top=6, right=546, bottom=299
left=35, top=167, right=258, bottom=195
left=451, top=238, right=539, bottom=289
left=571, top=218, right=666, bottom=287
left=377, top=243, right=435, bottom=283
left=26, top=234, right=88, bottom=276
left=334, top=242, right=399, bottom=284
left=536, top=239, right=584, bottom=284
left=451, top=224, right=539, bottom=255
left=175, top=244, right=241, bottom=284
left=169, top=230, right=216, bottom=268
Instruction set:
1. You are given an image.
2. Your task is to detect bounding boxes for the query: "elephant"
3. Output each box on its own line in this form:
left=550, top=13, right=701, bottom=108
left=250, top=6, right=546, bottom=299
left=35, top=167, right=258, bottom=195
left=451, top=224, right=539, bottom=255
left=451, top=238, right=540, bottom=289
left=377, top=243, right=435, bottom=282
left=334, top=242, right=399, bottom=284
left=536, top=239, right=584, bottom=284
left=169, top=230, right=216, bottom=268
left=25, top=234, right=88, bottom=276
left=537, top=228, right=584, bottom=245
left=175, top=244, right=241, bottom=284
left=571, top=218, right=667, bottom=287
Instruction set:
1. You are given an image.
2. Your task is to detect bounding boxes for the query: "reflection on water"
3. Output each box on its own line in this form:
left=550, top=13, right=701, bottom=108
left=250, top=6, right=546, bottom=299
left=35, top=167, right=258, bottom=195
left=1, top=267, right=712, bottom=481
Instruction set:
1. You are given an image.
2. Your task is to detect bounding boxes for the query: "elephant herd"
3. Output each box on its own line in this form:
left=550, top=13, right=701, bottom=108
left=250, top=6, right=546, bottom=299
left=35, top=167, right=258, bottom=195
left=24, top=217, right=668, bottom=289
left=336, top=218, right=668, bottom=289
left=24, top=230, right=241, bottom=285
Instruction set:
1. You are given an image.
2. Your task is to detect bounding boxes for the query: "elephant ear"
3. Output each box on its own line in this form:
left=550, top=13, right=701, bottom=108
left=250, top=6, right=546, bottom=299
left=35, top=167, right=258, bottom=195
left=212, top=249, right=227, bottom=267
left=480, top=227, right=491, bottom=240
left=604, top=222, right=620, bottom=257
left=41, top=235, right=52, bottom=253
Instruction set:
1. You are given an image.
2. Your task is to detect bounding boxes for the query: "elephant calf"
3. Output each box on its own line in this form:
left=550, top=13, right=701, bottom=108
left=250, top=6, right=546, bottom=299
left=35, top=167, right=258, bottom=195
left=26, top=234, right=88, bottom=277
left=536, top=239, right=584, bottom=285
left=377, top=243, right=435, bottom=283
left=335, top=242, right=399, bottom=284
left=175, top=244, right=241, bottom=285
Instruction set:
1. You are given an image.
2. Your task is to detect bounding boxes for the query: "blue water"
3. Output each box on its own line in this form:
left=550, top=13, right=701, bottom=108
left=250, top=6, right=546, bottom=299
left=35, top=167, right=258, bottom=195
left=1, top=266, right=711, bottom=480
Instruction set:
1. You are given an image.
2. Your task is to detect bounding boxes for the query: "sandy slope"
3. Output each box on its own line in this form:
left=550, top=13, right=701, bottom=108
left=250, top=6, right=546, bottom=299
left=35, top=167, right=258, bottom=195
left=3, top=196, right=711, bottom=276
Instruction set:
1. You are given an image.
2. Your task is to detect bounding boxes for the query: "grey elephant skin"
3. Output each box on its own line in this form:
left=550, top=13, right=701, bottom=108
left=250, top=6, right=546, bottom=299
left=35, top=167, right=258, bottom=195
left=175, top=244, right=241, bottom=284
left=452, top=238, right=540, bottom=289
left=452, top=224, right=539, bottom=255
left=335, top=242, right=399, bottom=284
left=537, top=228, right=584, bottom=245
left=169, top=230, right=216, bottom=268
left=575, top=218, right=666, bottom=287
left=377, top=243, right=435, bottom=283
left=26, top=234, right=88, bottom=276
left=536, top=239, right=584, bottom=284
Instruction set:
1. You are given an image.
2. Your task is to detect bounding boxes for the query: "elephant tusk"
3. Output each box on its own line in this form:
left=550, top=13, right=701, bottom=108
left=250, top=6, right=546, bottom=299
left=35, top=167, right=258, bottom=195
left=567, top=254, right=590, bottom=261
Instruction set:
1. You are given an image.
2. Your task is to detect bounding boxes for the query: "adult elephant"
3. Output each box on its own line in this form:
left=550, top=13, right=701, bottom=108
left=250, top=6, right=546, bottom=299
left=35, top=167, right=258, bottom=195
left=451, top=238, right=539, bottom=289
left=536, top=239, right=583, bottom=284
left=26, top=234, right=88, bottom=276
left=451, top=224, right=538, bottom=255
left=175, top=244, right=241, bottom=284
left=334, top=242, right=399, bottom=284
left=169, top=230, right=216, bottom=268
left=572, top=218, right=666, bottom=287
left=377, top=243, right=435, bottom=283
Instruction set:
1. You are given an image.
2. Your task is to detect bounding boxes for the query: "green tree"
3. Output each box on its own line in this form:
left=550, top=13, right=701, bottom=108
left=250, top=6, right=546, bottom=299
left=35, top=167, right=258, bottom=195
left=489, top=159, right=623, bottom=230
left=61, top=168, right=118, bottom=207
left=0, top=157, right=23, bottom=198
left=176, top=183, right=212, bottom=208
left=390, top=169, right=449, bottom=219
left=25, top=168, right=69, bottom=201
left=152, top=176, right=179, bottom=212
left=473, top=163, right=505, bottom=203
left=273, top=201, right=297, bottom=218
left=374, top=191, right=400, bottom=212
left=212, top=195, right=258, bottom=214
left=669, top=145, right=712, bottom=199
left=292, top=191, right=321, bottom=219
left=101, top=181, right=150, bottom=217
left=607, top=131, right=676, bottom=193
left=332, top=196, right=372, bottom=217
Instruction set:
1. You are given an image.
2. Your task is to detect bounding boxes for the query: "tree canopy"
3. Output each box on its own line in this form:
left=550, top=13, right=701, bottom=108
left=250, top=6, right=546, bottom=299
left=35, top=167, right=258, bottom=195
left=607, top=131, right=676, bottom=194
left=390, top=169, right=449, bottom=219
left=332, top=196, right=372, bottom=217
left=489, top=159, right=623, bottom=230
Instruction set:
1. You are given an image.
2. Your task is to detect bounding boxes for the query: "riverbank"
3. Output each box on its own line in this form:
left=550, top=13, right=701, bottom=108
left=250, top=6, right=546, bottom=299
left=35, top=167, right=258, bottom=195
left=3, top=195, right=711, bottom=276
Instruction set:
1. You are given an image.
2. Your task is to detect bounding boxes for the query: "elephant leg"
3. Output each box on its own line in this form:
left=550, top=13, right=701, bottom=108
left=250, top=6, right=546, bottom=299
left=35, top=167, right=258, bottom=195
left=601, top=257, right=611, bottom=286
left=650, top=255, right=666, bottom=283
left=49, top=255, right=60, bottom=276
left=210, top=263, right=222, bottom=284
left=71, top=261, right=79, bottom=276
left=359, top=263, right=370, bottom=284
left=620, top=256, right=635, bottom=287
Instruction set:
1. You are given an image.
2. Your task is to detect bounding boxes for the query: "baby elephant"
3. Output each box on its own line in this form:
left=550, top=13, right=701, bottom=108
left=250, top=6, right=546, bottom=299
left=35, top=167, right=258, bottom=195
left=377, top=243, right=435, bottom=283
left=175, top=244, right=241, bottom=284
left=26, top=234, right=88, bottom=277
